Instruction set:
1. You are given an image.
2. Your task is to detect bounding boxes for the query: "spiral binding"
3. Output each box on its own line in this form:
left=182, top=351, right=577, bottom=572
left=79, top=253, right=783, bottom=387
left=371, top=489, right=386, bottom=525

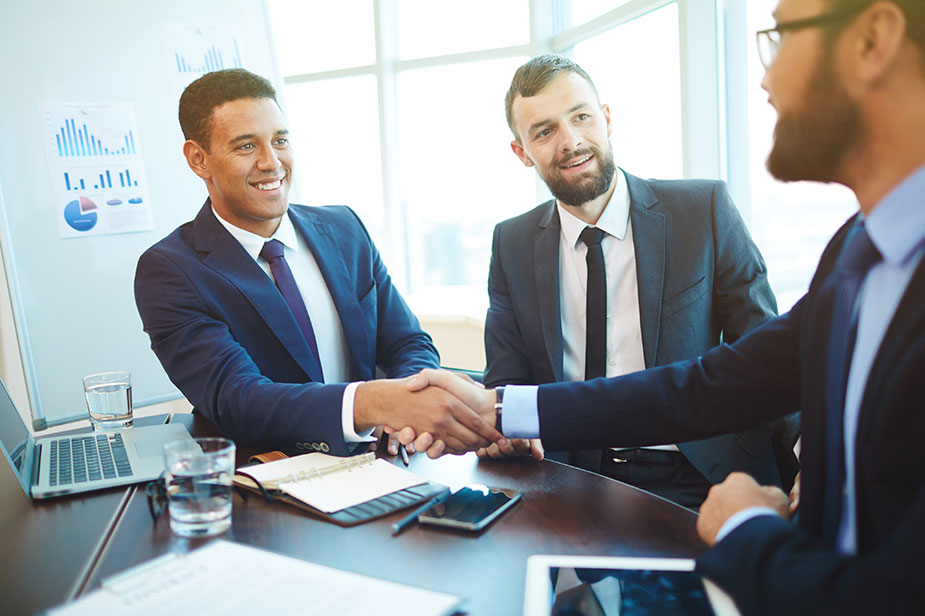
left=260, top=452, right=376, bottom=490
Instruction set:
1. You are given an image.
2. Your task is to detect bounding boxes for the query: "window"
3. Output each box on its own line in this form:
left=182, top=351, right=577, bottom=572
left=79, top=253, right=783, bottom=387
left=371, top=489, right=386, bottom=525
left=571, top=0, right=637, bottom=28
left=396, top=0, right=529, bottom=60
left=397, top=57, right=533, bottom=315
left=573, top=3, right=682, bottom=179
left=284, top=76, right=385, bottom=239
left=743, top=0, right=857, bottom=311
left=267, top=0, right=710, bottom=317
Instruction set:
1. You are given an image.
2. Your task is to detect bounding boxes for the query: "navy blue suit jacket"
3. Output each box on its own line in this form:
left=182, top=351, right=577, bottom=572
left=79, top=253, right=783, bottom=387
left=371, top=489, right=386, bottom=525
left=134, top=202, right=439, bottom=455
left=536, top=217, right=925, bottom=614
left=485, top=172, right=793, bottom=487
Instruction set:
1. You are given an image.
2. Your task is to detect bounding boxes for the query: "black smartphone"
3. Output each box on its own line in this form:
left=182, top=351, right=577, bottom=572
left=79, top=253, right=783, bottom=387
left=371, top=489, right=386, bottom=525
left=417, top=484, right=522, bottom=531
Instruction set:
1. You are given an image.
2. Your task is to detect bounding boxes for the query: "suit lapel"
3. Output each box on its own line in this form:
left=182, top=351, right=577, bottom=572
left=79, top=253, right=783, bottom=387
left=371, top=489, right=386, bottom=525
left=855, top=258, right=925, bottom=440
left=535, top=201, right=564, bottom=382
left=289, top=207, right=371, bottom=379
left=625, top=173, right=665, bottom=369
left=193, top=203, right=325, bottom=381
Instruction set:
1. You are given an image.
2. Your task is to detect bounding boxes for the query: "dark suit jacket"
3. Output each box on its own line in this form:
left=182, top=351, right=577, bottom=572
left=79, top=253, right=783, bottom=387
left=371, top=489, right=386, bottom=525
left=536, top=217, right=925, bottom=614
left=485, top=171, right=792, bottom=487
left=134, top=202, right=439, bottom=455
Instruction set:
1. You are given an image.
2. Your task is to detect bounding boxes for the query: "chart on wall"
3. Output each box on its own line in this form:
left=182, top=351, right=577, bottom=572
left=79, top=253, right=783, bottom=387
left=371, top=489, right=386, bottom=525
left=163, top=24, right=246, bottom=100
left=39, top=102, right=154, bottom=239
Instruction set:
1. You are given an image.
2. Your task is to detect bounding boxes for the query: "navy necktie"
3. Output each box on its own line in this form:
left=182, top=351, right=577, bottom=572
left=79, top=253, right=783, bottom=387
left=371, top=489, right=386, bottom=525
left=822, top=222, right=881, bottom=546
left=260, top=240, right=324, bottom=381
left=580, top=226, right=607, bottom=380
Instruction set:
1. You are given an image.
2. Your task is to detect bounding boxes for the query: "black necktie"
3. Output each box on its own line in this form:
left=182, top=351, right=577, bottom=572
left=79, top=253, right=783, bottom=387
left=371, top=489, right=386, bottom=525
left=260, top=240, right=324, bottom=381
left=580, top=226, right=607, bottom=380
left=822, top=221, right=881, bottom=546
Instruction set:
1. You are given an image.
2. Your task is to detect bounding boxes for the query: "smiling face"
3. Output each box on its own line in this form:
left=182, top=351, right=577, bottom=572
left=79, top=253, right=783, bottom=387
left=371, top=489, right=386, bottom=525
left=509, top=71, right=616, bottom=210
left=184, top=96, right=293, bottom=237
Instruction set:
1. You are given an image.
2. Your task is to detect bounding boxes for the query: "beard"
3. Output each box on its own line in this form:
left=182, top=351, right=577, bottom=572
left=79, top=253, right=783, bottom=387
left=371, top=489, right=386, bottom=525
left=767, top=45, right=864, bottom=183
left=539, top=144, right=617, bottom=207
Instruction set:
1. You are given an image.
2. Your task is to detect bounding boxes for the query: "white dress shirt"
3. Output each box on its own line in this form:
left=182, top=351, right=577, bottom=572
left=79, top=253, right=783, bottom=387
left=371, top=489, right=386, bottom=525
left=558, top=168, right=646, bottom=382
left=504, top=169, right=674, bottom=451
left=212, top=207, right=370, bottom=443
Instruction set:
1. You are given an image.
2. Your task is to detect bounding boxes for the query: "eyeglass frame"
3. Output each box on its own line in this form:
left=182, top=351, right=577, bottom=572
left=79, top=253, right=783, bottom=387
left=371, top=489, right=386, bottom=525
left=757, top=1, right=925, bottom=69
left=755, top=1, right=874, bottom=69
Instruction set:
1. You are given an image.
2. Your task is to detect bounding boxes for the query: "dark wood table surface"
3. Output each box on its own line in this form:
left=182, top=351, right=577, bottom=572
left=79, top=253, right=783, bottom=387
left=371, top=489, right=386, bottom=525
left=0, top=414, right=169, bottom=616
left=78, top=413, right=707, bottom=616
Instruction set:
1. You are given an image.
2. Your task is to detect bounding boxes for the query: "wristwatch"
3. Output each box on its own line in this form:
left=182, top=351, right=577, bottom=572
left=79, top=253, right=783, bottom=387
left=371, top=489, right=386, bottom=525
left=494, top=386, right=505, bottom=433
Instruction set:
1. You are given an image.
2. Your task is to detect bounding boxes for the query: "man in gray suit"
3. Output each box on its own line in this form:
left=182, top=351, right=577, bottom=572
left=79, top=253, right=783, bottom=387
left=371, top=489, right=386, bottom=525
left=483, top=54, right=797, bottom=508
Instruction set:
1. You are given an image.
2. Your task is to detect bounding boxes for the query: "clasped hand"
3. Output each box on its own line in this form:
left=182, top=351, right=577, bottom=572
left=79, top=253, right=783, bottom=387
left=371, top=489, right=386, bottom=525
left=369, top=369, right=543, bottom=460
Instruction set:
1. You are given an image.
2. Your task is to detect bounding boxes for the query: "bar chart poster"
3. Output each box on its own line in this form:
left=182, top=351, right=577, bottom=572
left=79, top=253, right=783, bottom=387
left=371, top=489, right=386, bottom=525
left=163, top=24, right=245, bottom=100
left=40, top=102, right=154, bottom=238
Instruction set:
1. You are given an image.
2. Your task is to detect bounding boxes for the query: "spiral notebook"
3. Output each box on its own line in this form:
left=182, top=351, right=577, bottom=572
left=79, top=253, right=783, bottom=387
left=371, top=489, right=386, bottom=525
left=234, top=451, right=446, bottom=526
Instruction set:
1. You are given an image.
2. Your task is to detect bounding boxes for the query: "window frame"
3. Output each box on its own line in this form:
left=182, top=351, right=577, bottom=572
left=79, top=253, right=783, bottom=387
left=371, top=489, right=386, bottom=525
left=265, top=0, right=727, bottom=305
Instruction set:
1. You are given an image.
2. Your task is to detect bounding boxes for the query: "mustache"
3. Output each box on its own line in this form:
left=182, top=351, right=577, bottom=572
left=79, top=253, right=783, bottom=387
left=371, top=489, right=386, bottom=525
left=555, top=148, right=597, bottom=168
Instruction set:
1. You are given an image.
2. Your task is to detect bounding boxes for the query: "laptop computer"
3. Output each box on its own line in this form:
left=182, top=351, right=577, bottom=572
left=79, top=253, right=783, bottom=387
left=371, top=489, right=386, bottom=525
left=0, top=376, right=194, bottom=499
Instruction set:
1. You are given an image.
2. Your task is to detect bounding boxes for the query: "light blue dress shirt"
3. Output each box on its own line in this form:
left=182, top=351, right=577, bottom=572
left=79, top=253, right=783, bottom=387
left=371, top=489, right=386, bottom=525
left=502, top=166, right=925, bottom=554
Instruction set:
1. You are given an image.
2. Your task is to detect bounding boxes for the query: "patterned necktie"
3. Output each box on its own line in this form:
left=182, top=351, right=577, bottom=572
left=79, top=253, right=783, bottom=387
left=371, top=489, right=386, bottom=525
left=580, top=226, right=607, bottom=380
left=822, top=221, right=881, bottom=546
left=260, top=239, right=324, bottom=380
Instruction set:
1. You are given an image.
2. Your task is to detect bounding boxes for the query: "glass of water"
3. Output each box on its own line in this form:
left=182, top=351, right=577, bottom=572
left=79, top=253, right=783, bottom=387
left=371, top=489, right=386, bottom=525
left=82, top=371, right=133, bottom=430
left=162, top=437, right=235, bottom=538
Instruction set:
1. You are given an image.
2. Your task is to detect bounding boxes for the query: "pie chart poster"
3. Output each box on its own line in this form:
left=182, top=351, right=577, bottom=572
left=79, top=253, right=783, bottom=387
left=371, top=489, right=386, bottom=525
left=40, top=102, right=154, bottom=238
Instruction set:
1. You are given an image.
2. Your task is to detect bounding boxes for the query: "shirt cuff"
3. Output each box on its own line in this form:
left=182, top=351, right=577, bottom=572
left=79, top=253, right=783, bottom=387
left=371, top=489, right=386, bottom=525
left=500, top=385, right=539, bottom=438
left=342, top=381, right=376, bottom=443
left=715, top=507, right=781, bottom=543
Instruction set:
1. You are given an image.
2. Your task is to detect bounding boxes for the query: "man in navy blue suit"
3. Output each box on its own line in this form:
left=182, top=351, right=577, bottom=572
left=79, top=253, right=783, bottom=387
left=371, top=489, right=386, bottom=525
left=409, top=0, right=925, bottom=612
left=135, top=69, right=500, bottom=456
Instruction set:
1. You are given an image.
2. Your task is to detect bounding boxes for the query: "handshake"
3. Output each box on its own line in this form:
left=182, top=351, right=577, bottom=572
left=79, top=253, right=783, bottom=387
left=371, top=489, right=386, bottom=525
left=353, top=369, right=544, bottom=460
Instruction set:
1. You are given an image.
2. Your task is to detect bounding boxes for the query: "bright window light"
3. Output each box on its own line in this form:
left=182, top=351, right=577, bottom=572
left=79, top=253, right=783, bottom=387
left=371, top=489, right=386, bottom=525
left=284, top=76, right=385, bottom=240
left=746, top=0, right=857, bottom=311
left=396, top=0, right=529, bottom=60
left=573, top=3, right=682, bottom=180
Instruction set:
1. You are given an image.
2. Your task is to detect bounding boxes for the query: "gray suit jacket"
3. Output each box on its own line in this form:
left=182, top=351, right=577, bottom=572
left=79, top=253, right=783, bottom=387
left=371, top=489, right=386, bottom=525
left=484, top=171, right=796, bottom=487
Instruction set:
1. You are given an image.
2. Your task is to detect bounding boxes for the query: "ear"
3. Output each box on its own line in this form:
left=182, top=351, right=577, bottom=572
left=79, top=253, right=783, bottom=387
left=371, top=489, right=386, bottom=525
left=183, top=140, right=211, bottom=180
left=850, top=2, right=908, bottom=84
left=602, top=103, right=613, bottom=137
left=510, top=139, right=535, bottom=168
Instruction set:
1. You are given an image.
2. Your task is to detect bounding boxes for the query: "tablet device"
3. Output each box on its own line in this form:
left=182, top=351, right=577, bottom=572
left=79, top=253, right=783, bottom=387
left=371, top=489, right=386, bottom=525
left=523, top=555, right=741, bottom=616
left=417, top=484, right=522, bottom=531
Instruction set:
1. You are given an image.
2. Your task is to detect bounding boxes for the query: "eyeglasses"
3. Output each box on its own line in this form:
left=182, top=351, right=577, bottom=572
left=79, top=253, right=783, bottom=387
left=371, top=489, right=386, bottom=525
left=756, top=2, right=871, bottom=69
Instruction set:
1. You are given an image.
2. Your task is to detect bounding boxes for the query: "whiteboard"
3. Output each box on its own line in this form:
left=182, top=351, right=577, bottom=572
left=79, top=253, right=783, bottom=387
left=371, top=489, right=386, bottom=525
left=0, top=0, right=281, bottom=427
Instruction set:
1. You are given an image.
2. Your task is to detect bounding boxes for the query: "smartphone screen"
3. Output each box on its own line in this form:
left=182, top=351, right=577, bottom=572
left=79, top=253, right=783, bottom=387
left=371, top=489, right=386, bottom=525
left=417, top=485, right=522, bottom=531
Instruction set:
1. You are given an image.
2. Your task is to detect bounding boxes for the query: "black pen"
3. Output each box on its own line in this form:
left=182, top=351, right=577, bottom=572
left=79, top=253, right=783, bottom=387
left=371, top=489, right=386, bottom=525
left=391, top=488, right=453, bottom=535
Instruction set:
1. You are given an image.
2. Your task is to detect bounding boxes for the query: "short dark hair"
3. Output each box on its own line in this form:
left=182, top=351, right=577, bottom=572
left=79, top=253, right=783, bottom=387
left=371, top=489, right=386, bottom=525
left=178, top=69, right=278, bottom=149
left=504, top=55, right=600, bottom=140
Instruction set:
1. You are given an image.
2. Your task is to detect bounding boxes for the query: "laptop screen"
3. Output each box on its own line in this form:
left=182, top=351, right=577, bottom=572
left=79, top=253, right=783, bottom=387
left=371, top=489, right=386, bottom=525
left=0, top=378, right=33, bottom=494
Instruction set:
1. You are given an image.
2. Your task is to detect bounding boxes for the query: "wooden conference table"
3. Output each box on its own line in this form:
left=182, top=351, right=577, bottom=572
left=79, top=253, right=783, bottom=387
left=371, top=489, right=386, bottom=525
left=3, top=412, right=707, bottom=615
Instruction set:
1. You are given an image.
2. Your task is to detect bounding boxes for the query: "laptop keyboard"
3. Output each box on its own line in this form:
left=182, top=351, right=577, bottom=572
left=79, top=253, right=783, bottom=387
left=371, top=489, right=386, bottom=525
left=48, top=433, right=133, bottom=486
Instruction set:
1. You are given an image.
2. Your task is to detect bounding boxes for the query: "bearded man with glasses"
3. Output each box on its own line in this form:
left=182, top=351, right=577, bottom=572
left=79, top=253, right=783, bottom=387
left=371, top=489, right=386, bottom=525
left=407, top=1, right=925, bottom=612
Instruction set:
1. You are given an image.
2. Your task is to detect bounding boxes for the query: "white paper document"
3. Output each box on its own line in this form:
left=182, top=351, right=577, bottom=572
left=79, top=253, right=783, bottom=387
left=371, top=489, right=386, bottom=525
left=50, top=540, right=461, bottom=615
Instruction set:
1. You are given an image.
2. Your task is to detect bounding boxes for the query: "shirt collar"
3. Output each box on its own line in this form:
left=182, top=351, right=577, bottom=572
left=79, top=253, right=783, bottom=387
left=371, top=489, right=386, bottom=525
left=864, top=164, right=925, bottom=266
left=211, top=205, right=301, bottom=262
left=557, top=168, right=631, bottom=248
